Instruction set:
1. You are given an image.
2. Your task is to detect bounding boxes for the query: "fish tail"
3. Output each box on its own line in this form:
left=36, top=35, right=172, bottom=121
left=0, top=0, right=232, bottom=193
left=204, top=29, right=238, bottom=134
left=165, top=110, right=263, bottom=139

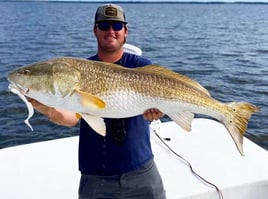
left=223, top=102, right=259, bottom=156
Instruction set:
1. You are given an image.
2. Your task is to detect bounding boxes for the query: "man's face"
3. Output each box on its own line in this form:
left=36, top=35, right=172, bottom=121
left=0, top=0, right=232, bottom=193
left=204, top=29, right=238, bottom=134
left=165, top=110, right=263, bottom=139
left=94, top=21, right=128, bottom=52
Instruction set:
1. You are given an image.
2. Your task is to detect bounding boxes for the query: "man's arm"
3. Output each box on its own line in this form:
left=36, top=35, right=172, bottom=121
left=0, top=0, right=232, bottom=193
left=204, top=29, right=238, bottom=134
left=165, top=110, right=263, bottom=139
left=27, top=98, right=79, bottom=127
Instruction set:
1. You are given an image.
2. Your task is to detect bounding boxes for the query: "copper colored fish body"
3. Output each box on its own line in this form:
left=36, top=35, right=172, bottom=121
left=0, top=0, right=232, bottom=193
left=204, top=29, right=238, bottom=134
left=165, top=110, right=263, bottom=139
left=7, top=57, right=259, bottom=156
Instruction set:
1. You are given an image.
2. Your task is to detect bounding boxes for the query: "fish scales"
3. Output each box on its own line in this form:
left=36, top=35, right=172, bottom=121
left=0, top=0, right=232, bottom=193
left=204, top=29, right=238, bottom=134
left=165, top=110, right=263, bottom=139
left=71, top=58, right=223, bottom=117
left=71, top=58, right=208, bottom=100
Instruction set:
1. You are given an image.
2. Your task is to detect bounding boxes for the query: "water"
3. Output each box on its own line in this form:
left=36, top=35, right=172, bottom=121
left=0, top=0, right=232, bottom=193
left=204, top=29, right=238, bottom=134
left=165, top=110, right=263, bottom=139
left=0, top=2, right=267, bottom=150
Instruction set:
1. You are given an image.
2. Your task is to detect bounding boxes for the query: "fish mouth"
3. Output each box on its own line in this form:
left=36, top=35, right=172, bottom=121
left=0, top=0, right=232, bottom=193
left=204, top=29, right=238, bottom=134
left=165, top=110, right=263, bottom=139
left=8, top=82, right=29, bottom=95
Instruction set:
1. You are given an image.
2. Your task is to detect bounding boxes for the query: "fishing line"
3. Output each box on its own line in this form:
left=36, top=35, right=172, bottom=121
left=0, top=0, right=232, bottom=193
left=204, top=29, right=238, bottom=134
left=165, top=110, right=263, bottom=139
left=152, top=127, right=224, bottom=199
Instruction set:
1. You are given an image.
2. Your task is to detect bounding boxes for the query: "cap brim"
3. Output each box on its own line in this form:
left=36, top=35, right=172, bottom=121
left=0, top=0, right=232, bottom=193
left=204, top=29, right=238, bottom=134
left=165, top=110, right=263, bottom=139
left=95, top=19, right=127, bottom=24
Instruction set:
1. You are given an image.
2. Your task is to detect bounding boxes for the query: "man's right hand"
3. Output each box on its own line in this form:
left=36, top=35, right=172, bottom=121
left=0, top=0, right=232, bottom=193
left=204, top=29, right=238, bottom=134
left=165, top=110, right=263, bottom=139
left=27, top=98, right=52, bottom=116
left=27, top=98, right=79, bottom=127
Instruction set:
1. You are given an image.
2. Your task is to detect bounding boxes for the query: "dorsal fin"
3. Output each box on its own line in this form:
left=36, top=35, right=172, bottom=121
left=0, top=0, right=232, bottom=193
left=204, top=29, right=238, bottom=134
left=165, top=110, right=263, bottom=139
left=136, top=65, right=210, bottom=96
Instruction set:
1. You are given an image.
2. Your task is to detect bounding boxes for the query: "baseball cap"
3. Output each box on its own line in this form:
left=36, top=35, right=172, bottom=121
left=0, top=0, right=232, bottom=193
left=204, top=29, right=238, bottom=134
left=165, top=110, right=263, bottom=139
left=94, top=4, right=127, bottom=24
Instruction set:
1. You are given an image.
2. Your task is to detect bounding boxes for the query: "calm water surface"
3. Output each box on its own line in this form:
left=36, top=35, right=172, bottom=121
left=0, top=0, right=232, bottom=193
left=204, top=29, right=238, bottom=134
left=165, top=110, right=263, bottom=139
left=0, top=2, right=267, bottom=150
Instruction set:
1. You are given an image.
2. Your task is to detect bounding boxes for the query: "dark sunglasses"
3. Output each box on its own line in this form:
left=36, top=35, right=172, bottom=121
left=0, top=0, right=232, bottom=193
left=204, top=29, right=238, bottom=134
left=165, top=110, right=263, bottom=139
left=96, top=22, right=125, bottom=31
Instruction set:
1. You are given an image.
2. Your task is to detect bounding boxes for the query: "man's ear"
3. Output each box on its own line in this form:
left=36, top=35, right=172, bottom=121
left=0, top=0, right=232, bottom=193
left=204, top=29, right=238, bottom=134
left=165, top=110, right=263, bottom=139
left=93, top=27, right=97, bottom=37
left=125, top=26, right=128, bottom=36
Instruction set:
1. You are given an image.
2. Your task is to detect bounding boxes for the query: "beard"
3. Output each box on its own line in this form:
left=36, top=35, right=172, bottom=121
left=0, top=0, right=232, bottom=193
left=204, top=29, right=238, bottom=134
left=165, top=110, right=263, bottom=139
left=97, top=35, right=126, bottom=53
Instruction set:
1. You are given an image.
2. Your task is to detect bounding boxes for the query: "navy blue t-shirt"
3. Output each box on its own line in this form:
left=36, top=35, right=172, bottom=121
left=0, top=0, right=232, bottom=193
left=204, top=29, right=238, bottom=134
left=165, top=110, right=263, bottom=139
left=79, top=52, right=154, bottom=175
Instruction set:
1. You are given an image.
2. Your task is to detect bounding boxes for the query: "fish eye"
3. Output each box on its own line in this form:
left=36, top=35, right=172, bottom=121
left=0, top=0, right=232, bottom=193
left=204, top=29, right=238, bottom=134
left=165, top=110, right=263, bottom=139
left=19, top=69, right=31, bottom=75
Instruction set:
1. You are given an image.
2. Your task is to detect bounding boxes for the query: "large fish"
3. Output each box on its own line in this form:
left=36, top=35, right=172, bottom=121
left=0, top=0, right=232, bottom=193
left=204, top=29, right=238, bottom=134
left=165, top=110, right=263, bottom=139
left=7, top=57, right=259, bottom=156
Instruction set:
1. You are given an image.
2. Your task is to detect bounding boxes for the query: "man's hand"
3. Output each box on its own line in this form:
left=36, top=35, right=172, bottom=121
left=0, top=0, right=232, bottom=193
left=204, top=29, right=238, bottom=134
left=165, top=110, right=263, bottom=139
left=27, top=98, right=49, bottom=114
left=27, top=98, right=79, bottom=127
left=143, top=108, right=164, bottom=121
left=27, top=98, right=52, bottom=116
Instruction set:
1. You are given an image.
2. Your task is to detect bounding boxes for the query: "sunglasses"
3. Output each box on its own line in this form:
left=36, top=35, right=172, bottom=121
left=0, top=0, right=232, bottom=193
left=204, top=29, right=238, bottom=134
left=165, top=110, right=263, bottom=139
left=96, top=22, right=125, bottom=31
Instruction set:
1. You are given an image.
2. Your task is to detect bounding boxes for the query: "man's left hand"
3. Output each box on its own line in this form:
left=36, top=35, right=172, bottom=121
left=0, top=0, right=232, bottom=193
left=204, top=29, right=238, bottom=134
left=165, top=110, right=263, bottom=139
left=143, top=109, right=164, bottom=121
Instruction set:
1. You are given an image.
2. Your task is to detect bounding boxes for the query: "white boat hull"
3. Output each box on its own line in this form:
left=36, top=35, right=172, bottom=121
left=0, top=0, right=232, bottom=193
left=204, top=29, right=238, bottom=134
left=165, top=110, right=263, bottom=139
left=0, top=118, right=268, bottom=199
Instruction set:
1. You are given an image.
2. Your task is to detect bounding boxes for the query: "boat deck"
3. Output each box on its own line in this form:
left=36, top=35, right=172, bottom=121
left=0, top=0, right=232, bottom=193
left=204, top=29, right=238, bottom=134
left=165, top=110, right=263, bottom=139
left=1, top=118, right=268, bottom=199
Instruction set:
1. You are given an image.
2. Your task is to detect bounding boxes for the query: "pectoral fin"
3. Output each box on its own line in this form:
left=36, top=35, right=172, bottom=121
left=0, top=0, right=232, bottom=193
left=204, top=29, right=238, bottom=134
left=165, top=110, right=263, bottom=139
left=167, top=112, right=194, bottom=132
left=75, top=89, right=106, bottom=110
left=79, top=113, right=106, bottom=136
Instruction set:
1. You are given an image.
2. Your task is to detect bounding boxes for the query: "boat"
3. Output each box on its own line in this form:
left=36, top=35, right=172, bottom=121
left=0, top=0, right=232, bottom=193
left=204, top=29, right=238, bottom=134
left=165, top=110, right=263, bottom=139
left=0, top=119, right=268, bottom=198
left=1, top=44, right=268, bottom=198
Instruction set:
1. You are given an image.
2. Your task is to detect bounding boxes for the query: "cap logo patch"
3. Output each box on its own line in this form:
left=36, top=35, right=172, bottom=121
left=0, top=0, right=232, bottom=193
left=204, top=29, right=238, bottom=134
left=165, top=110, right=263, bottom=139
left=105, top=7, right=118, bottom=17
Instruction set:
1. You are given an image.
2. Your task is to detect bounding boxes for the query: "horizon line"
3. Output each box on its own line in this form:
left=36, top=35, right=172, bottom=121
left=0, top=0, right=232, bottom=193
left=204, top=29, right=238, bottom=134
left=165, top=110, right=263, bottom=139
left=1, top=0, right=268, bottom=3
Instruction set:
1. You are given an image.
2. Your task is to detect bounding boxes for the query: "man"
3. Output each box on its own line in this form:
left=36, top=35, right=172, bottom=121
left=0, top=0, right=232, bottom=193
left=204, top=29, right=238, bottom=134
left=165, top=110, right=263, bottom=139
left=29, top=4, right=166, bottom=199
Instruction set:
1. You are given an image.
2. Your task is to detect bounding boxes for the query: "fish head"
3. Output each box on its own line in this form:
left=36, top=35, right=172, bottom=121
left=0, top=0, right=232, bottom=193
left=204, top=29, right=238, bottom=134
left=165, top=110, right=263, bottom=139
left=8, top=61, right=54, bottom=96
left=7, top=58, right=81, bottom=100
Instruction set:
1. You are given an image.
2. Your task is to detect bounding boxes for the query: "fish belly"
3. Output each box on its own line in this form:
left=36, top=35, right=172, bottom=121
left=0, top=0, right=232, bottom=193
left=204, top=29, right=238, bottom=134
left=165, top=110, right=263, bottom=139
left=84, top=91, right=193, bottom=118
